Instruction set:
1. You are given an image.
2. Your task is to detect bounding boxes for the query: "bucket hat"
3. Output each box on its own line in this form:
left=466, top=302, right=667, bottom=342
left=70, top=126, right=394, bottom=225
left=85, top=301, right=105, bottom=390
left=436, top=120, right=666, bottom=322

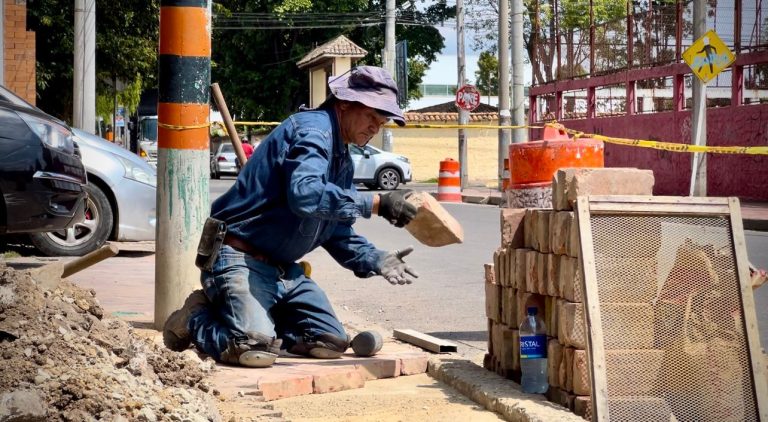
left=328, top=66, right=406, bottom=126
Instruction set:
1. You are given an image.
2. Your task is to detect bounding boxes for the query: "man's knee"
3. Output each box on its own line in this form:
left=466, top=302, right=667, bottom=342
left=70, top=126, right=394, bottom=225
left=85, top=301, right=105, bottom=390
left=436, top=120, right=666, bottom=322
left=288, top=332, right=350, bottom=359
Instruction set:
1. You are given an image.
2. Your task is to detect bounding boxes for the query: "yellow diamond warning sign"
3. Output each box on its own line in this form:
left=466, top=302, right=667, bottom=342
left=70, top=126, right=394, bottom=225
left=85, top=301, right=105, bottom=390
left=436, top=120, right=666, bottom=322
left=682, top=30, right=735, bottom=83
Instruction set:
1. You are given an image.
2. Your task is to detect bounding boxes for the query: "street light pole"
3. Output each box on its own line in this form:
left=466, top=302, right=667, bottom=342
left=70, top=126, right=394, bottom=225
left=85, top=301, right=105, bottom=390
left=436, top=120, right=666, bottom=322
left=498, top=0, right=511, bottom=191
left=74, top=0, right=96, bottom=133
left=690, top=0, right=707, bottom=196
left=511, top=0, right=527, bottom=143
left=382, top=0, right=396, bottom=152
left=457, top=0, right=469, bottom=189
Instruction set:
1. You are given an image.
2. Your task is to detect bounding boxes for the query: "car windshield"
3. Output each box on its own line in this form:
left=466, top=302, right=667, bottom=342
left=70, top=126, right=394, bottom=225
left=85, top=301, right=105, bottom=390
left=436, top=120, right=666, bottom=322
left=141, top=118, right=158, bottom=142
left=221, top=144, right=234, bottom=153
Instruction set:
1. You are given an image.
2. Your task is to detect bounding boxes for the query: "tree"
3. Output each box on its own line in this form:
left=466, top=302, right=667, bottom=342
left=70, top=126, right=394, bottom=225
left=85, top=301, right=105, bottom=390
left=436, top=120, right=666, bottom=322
left=28, top=0, right=158, bottom=123
left=464, top=0, right=627, bottom=85
left=474, top=51, right=498, bottom=103
left=212, top=0, right=453, bottom=120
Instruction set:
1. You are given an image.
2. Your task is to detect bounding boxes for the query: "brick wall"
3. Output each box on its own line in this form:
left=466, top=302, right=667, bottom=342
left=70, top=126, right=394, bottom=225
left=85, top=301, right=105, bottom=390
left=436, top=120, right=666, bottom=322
left=3, top=0, right=36, bottom=104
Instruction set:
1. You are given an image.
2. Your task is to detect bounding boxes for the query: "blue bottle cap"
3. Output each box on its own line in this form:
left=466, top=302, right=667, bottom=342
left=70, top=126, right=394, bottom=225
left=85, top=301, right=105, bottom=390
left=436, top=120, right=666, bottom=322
left=527, top=307, right=537, bottom=315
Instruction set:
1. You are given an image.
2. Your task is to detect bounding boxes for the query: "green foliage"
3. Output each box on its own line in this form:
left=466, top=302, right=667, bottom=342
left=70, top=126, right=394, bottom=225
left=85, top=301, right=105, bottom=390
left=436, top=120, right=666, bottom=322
left=28, top=0, right=158, bottom=122
left=213, top=0, right=452, bottom=120
left=474, top=51, right=498, bottom=97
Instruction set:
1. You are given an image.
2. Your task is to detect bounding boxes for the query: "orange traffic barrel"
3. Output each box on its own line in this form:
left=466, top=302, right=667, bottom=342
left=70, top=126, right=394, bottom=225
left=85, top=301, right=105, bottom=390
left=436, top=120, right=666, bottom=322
left=438, top=158, right=462, bottom=202
left=508, top=132, right=604, bottom=208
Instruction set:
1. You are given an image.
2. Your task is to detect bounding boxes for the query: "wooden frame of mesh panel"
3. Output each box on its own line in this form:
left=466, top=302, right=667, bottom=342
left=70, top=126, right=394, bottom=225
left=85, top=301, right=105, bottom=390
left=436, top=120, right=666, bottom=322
left=576, top=195, right=768, bottom=422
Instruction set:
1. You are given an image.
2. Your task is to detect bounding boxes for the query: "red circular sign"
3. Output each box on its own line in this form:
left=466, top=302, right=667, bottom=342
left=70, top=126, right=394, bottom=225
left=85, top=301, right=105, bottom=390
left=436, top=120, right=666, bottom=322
left=455, top=84, right=481, bottom=111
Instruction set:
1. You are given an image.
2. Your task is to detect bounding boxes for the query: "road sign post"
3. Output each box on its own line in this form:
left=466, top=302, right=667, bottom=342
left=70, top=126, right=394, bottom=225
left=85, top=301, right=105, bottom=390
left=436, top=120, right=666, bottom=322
left=682, top=29, right=735, bottom=196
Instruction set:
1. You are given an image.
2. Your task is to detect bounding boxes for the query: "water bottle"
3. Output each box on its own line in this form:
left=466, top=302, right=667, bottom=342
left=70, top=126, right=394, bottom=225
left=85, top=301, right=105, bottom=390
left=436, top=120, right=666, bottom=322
left=519, top=306, right=548, bottom=394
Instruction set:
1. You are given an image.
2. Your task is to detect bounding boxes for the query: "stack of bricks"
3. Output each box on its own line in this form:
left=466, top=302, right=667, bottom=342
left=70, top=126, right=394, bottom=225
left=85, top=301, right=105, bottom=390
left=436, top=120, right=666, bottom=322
left=483, top=167, right=655, bottom=420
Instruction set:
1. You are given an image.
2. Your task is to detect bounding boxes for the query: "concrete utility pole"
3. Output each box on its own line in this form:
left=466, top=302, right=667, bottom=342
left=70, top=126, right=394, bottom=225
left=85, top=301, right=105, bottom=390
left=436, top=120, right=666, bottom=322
left=155, top=0, right=212, bottom=329
left=511, top=0, right=527, bottom=143
left=690, top=0, right=707, bottom=196
left=457, top=0, right=469, bottom=189
left=381, top=0, right=396, bottom=152
left=74, top=0, right=96, bottom=133
left=498, top=0, right=511, bottom=191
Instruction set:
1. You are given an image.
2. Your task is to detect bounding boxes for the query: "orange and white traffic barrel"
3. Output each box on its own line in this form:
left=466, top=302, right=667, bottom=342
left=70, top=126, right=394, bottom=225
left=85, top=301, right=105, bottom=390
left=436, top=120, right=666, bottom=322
left=438, top=158, right=462, bottom=202
left=508, top=133, right=604, bottom=208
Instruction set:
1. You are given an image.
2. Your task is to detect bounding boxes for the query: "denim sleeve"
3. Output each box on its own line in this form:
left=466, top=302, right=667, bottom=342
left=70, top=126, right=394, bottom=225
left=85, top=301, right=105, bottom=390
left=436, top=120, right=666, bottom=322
left=284, top=128, right=373, bottom=221
left=321, top=222, right=386, bottom=278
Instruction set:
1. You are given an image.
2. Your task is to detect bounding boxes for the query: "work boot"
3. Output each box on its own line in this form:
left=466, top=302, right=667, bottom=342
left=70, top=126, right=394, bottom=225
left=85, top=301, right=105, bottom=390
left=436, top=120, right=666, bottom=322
left=288, top=332, right=350, bottom=359
left=220, top=333, right=282, bottom=368
left=163, top=290, right=209, bottom=352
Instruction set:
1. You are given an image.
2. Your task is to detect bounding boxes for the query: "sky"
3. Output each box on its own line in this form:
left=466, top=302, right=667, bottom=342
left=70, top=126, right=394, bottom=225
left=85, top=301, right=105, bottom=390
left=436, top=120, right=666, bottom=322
left=422, top=26, right=481, bottom=85
left=421, top=26, right=533, bottom=86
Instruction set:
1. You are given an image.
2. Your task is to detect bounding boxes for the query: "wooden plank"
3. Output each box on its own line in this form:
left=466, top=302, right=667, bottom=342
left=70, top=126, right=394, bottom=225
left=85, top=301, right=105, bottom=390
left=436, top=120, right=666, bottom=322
left=587, top=202, right=730, bottom=215
left=586, top=195, right=729, bottom=215
left=729, top=198, right=768, bottom=420
left=393, top=329, right=458, bottom=353
left=586, top=195, right=729, bottom=205
left=576, top=196, right=610, bottom=422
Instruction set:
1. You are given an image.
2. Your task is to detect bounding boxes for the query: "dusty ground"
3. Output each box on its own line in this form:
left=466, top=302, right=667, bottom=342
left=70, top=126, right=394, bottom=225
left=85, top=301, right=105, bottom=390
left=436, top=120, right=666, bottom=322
left=0, top=263, right=221, bottom=421
left=269, top=373, right=504, bottom=422
left=372, top=127, right=502, bottom=187
left=0, top=258, right=506, bottom=421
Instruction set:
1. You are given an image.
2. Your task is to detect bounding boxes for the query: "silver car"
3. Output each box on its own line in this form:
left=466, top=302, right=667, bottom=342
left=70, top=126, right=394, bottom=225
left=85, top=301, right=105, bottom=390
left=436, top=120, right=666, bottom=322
left=28, top=129, right=157, bottom=256
left=350, top=145, right=412, bottom=190
left=210, top=142, right=238, bottom=179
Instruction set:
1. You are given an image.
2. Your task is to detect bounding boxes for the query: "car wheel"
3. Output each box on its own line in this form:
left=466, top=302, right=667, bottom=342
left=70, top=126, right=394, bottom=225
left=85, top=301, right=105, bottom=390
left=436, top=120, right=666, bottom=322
left=376, top=167, right=401, bottom=190
left=364, top=183, right=378, bottom=190
left=211, top=165, right=220, bottom=179
left=29, top=183, right=114, bottom=256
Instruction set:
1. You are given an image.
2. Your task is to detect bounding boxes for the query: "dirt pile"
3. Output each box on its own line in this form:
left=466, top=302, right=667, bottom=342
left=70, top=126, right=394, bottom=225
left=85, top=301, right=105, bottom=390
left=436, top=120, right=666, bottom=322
left=0, top=262, right=221, bottom=421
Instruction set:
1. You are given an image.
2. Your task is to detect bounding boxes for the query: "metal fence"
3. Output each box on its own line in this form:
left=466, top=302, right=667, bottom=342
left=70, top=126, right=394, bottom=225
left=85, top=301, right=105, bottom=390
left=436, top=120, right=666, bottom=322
left=531, top=0, right=768, bottom=88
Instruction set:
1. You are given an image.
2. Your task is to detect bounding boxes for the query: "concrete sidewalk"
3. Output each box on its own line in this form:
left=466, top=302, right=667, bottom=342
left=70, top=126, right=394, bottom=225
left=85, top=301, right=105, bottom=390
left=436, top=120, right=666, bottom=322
left=3, top=249, right=579, bottom=421
left=7, top=190, right=766, bottom=421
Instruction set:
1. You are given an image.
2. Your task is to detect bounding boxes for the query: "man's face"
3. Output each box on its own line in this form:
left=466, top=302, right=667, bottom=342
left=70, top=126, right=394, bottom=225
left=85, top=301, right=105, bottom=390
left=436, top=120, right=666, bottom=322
left=338, top=102, right=389, bottom=146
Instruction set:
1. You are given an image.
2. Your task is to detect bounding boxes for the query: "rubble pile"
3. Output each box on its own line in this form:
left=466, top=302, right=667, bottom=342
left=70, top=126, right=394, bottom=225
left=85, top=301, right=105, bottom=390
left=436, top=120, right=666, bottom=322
left=0, top=263, right=221, bottom=421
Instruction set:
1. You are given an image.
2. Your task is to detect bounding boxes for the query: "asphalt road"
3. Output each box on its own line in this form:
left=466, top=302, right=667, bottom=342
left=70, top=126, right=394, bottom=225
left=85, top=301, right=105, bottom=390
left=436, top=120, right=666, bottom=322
left=211, top=177, right=768, bottom=360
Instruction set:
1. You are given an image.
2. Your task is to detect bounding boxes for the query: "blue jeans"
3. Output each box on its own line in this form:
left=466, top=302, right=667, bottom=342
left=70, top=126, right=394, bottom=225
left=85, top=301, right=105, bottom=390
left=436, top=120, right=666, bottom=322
left=188, top=245, right=346, bottom=361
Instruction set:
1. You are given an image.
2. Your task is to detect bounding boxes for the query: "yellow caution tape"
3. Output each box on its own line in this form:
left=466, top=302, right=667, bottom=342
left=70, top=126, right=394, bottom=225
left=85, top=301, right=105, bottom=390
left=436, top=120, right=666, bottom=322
left=562, top=127, right=768, bottom=156
left=232, top=121, right=537, bottom=130
left=225, top=119, right=766, bottom=155
left=233, top=121, right=281, bottom=127
left=158, top=122, right=211, bottom=130
left=384, top=123, right=539, bottom=129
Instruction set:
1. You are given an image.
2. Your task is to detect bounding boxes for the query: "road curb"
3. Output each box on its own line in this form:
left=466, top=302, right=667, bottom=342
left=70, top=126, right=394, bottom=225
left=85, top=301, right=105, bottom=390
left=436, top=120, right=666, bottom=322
left=427, top=357, right=584, bottom=422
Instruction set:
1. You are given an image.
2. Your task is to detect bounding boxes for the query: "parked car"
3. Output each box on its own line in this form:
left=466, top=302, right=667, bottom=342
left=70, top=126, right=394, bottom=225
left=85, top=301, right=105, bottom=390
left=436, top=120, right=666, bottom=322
left=210, top=142, right=238, bottom=179
left=0, top=85, right=88, bottom=237
left=28, top=129, right=157, bottom=256
left=349, top=144, right=412, bottom=190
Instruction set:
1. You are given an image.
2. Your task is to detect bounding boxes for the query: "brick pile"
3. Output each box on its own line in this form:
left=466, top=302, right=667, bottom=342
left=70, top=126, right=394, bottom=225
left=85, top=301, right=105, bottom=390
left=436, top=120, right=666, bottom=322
left=483, top=167, right=655, bottom=420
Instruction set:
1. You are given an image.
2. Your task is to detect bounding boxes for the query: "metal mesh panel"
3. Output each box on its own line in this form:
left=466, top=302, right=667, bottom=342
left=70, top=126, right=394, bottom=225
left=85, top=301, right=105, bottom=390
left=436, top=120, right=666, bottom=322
left=588, top=215, right=757, bottom=422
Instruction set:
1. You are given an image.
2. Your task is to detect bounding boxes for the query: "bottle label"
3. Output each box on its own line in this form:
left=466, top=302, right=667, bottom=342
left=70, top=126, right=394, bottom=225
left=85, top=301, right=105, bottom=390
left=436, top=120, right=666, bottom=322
left=520, top=335, right=547, bottom=359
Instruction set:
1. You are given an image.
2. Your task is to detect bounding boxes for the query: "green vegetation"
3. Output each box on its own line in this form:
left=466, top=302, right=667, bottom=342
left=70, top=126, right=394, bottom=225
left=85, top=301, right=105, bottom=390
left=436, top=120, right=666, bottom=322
left=27, top=0, right=453, bottom=123
left=29, top=0, right=158, bottom=123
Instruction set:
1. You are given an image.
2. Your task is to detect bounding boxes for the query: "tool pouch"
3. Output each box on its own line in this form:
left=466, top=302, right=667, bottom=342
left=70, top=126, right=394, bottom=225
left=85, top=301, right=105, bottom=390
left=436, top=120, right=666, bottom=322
left=195, top=217, right=227, bottom=271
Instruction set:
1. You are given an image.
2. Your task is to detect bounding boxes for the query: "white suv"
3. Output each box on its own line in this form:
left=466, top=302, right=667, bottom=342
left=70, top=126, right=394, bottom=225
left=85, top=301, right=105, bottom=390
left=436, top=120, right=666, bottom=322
left=349, top=145, right=412, bottom=190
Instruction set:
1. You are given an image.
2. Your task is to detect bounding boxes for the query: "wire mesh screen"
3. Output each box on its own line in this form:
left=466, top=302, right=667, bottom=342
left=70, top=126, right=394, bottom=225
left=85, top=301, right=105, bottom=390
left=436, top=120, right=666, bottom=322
left=587, top=214, right=758, bottom=422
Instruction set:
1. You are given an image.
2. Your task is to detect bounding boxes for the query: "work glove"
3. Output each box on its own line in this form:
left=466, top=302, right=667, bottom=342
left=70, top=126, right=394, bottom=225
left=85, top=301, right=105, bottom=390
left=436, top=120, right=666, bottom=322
left=378, top=246, right=419, bottom=285
left=377, top=190, right=418, bottom=228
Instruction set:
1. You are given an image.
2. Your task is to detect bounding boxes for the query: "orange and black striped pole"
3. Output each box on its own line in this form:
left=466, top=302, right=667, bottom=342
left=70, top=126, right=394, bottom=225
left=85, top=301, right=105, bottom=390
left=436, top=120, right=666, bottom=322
left=154, top=0, right=211, bottom=329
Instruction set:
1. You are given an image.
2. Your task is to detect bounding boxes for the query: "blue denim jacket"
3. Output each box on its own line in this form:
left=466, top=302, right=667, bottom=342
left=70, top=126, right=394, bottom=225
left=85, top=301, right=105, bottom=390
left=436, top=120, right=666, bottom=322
left=210, top=106, right=384, bottom=277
